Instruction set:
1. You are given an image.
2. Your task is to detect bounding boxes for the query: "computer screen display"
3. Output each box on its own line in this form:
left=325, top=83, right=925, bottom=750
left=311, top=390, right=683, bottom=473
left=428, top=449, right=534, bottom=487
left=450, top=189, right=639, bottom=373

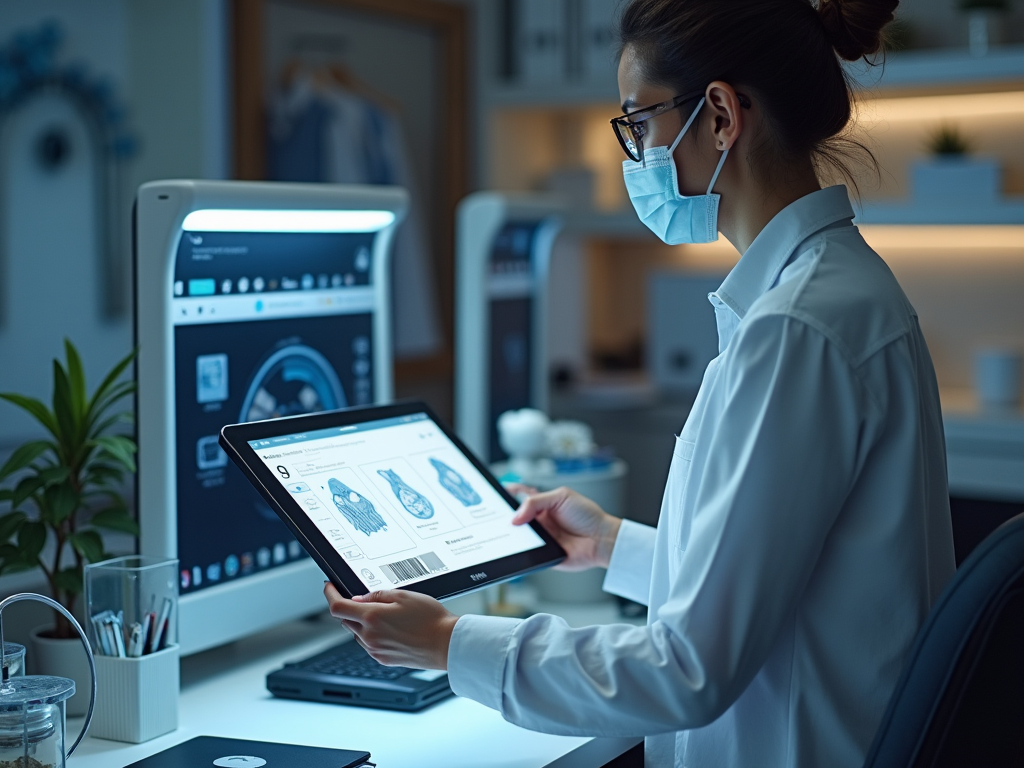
left=172, top=228, right=377, bottom=595
left=487, top=221, right=541, bottom=462
left=247, top=412, right=546, bottom=590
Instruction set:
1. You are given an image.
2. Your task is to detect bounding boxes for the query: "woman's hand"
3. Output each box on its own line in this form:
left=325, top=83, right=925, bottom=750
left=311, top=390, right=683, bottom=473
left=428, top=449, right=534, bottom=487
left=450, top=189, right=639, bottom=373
left=509, top=485, right=622, bottom=571
left=324, top=583, right=458, bottom=669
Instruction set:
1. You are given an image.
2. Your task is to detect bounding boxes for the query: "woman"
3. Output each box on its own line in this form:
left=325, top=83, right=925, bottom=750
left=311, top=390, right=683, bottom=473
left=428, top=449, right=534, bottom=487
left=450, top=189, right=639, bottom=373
left=325, top=0, right=955, bottom=765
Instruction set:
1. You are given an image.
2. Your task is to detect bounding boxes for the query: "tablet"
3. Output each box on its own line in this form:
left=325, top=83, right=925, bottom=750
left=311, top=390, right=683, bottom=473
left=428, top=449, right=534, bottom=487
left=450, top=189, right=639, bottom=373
left=219, top=401, right=565, bottom=599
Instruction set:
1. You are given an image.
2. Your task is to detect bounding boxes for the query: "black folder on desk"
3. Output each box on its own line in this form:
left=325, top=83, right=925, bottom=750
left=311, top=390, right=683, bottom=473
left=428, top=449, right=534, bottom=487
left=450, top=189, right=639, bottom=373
left=125, top=736, right=372, bottom=767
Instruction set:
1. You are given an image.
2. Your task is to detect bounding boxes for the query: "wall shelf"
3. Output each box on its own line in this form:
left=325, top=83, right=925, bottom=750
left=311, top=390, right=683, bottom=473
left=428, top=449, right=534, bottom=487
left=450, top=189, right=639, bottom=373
left=944, top=410, right=1024, bottom=501
left=856, top=200, right=1024, bottom=225
left=483, top=46, right=1024, bottom=111
left=847, top=45, right=1024, bottom=94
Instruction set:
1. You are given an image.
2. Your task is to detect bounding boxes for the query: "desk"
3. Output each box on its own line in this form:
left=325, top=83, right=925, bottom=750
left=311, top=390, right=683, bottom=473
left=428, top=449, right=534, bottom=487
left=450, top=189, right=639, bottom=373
left=68, top=594, right=641, bottom=768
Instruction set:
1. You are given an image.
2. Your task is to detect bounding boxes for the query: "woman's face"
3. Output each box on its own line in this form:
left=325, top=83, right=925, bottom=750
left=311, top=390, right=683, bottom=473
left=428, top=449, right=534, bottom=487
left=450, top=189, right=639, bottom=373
left=617, top=44, right=719, bottom=197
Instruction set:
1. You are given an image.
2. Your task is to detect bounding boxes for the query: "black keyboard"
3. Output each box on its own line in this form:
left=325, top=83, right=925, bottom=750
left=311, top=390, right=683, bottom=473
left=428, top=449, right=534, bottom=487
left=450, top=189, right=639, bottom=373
left=298, top=641, right=411, bottom=681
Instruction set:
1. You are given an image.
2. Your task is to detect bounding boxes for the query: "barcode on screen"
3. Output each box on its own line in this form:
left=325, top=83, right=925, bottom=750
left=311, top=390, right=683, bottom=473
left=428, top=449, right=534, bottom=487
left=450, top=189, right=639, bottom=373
left=382, top=552, right=447, bottom=584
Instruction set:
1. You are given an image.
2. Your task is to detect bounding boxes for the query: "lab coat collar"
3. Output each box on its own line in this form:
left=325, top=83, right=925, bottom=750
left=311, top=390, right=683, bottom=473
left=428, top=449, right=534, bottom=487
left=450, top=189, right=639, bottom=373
left=711, top=186, right=855, bottom=325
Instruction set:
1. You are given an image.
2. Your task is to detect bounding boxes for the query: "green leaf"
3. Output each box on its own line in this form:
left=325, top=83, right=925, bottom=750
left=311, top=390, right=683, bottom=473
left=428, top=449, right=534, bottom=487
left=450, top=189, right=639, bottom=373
left=87, top=381, right=136, bottom=435
left=87, top=347, right=138, bottom=420
left=11, top=474, right=45, bottom=509
left=0, top=512, right=27, bottom=543
left=18, top=521, right=46, bottom=561
left=43, top=483, right=79, bottom=525
left=70, top=530, right=104, bottom=563
left=54, top=566, right=82, bottom=596
left=64, top=339, right=88, bottom=422
left=36, top=466, right=71, bottom=489
left=93, top=435, right=137, bottom=473
left=0, top=394, right=59, bottom=439
left=0, top=542, right=36, bottom=575
left=87, top=410, right=133, bottom=442
left=52, top=359, right=77, bottom=446
left=0, top=556, right=36, bottom=576
left=89, top=507, right=139, bottom=535
left=83, top=463, right=125, bottom=486
left=0, top=441, right=52, bottom=484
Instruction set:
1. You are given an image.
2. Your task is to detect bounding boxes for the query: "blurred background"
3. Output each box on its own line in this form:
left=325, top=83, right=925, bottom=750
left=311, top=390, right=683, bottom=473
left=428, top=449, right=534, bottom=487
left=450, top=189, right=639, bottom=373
left=0, top=0, right=1022, bottom=571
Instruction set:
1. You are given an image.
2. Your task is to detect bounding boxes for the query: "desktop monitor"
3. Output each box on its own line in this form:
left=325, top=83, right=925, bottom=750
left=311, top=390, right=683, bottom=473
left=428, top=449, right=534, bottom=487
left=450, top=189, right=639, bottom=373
left=454, top=192, right=563, bottom=462
left=134, top=180, right=407, bottom=655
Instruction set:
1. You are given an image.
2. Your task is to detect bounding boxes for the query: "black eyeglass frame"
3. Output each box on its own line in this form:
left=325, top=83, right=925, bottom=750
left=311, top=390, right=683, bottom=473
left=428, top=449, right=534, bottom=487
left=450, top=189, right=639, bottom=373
left=610, top=89, right=752, bottom=164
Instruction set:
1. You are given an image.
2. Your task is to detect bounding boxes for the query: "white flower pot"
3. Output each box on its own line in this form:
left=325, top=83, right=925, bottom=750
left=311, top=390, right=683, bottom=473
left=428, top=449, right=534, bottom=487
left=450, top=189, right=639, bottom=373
left=911, top=157, right=1001, bottom=205
left=967, top=10, right=1007, bottom=56
left=30, top=626, right=94, bottom=717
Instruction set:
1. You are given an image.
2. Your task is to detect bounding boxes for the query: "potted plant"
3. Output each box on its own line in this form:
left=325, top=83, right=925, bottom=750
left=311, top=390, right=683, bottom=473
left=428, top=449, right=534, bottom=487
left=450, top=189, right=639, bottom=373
left=0, top=340, right=138, bottom=713
left=959, top=0, right=1010, bottom=56
left=911, top=123, right=1001, bottom=206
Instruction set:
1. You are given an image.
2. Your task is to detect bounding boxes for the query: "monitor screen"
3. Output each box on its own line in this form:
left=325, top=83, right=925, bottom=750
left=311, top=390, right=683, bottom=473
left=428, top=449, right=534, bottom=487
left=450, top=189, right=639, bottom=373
left=487, top=221, right=541, bottom=462
left=247, top=412, right=546, bottom=590
left=172, top=228, right=378, bottom=595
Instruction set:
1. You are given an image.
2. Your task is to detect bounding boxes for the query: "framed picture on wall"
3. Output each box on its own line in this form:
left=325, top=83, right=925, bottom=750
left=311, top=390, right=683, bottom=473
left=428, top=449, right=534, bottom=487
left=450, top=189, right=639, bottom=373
left=232, top=0, right=470, bottom=414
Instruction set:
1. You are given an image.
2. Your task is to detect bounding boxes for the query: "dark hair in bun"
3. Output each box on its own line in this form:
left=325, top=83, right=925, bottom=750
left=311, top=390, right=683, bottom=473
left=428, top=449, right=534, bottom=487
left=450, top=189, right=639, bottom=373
left=619, top=0, right=899, bottom=190
left=819, top=0, right=899, bottom=61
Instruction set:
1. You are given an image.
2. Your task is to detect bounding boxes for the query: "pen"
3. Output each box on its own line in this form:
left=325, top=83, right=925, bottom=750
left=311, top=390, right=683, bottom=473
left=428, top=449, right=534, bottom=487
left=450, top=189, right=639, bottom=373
left=144, top=611, right=157, bottom=652
left=149, top=597, right=173, bottom=654
left=137, top=614, right=150, bottom=655
left=90, top=612, right=112, bottom=656
left=110, top=614, right=127, bottom=658
left=127, top=623, right=144, bottom=657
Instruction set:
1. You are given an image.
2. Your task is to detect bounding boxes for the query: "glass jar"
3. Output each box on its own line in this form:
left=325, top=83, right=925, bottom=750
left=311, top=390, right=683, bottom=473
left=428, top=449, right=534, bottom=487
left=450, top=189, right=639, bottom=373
left=0, top=676, right=74, bottom=768
left=1, top=644, right=26, bottom=679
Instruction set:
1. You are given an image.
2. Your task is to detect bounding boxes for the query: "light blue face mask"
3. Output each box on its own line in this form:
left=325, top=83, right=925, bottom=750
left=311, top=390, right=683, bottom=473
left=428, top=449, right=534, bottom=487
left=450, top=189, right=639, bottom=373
left=622, top=97, right=730, bottom=245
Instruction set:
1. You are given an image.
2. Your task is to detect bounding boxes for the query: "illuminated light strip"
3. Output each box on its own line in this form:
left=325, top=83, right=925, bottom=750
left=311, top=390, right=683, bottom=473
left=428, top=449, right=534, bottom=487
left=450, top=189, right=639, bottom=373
left=856, top=90, right=1024, bottom=123
left=858, top=225, right=1024, bottom=250
left=182, top=209, right=396, bottom=233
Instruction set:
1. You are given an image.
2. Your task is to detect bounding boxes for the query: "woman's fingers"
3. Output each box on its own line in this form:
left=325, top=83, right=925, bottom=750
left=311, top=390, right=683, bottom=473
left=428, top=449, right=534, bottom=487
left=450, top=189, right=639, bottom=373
left=504, top=482, right=539, bottom=501
left=512, top=487, right=566, bottom=525
left=351, top=589, right=401, bottom=604
left=324, top=582, right=374, bottom=623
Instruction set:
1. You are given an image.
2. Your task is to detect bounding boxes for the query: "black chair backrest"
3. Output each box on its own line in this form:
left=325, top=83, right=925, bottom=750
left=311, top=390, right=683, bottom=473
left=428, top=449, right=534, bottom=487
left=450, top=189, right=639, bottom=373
left=863, top=512, right=1024, bottom=768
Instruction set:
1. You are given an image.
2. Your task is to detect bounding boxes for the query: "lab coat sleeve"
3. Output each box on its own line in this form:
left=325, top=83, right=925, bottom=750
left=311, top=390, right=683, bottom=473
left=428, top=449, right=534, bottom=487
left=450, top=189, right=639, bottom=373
left=446, top=314, right=869, bottom=736
left=602, top=518, right=657, bottom=605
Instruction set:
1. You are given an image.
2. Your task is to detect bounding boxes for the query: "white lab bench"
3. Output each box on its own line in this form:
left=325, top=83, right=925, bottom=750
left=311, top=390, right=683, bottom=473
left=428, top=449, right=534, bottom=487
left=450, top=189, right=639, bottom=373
left=67, top=592, right=642, bottom=768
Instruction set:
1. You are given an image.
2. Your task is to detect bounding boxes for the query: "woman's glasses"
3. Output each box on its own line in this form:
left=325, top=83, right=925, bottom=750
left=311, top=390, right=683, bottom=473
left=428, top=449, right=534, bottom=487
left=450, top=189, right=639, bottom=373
left=610, top=90, right=751, bottom=164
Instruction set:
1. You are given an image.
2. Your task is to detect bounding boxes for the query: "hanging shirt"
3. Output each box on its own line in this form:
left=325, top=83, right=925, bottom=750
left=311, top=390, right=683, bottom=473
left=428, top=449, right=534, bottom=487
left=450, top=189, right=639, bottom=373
left=447, top=186, right=955, bottom=768
left=267, top=75, right=443, bottom=359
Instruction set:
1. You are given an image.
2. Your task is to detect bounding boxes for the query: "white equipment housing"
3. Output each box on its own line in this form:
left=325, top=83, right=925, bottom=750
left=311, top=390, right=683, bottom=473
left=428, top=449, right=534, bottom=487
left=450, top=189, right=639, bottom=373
left=455, top=192, right=563, bottom=462
left=134, top=180, right=406, bottom=655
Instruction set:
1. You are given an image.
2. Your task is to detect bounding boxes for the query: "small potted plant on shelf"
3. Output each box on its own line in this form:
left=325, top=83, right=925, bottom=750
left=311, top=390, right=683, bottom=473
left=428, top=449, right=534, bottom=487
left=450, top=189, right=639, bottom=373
left=911, top=123, right=1002, bottom=206
left=959, top=0, right=1011, bottom=56
left=0, top=340, right=138, bottom=714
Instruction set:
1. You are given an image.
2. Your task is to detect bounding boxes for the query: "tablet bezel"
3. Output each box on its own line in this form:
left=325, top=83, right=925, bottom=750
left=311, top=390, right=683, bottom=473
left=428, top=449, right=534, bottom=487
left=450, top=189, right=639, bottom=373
left=219, top=400, right=565, bottom=600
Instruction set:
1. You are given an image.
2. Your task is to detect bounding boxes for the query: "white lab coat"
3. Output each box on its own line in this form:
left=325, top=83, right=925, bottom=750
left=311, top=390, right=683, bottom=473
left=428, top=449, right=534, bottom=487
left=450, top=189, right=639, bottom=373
left=447, top=186, right=955, bottom=767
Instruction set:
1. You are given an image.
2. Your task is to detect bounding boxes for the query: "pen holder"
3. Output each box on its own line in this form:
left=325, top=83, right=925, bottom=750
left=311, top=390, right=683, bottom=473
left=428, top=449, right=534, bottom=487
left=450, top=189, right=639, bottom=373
left=84, top=556, right=179, bottom=743
left=92, top=644, right=179, bottom=742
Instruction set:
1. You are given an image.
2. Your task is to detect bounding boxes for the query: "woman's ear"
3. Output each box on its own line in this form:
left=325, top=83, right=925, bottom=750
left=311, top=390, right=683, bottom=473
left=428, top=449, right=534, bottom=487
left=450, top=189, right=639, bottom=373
left=706, top=81, right=744, bottom=151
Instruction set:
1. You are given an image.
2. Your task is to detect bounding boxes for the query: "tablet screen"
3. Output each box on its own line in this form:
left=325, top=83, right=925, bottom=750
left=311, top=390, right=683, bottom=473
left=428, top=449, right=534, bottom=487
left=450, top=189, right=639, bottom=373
left=248, top=412, right=545, bottom=591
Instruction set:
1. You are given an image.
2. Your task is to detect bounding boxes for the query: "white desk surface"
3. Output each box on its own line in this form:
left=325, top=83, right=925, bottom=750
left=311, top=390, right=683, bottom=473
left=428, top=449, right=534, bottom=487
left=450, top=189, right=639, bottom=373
left=68, top=593, right=642, bottom=768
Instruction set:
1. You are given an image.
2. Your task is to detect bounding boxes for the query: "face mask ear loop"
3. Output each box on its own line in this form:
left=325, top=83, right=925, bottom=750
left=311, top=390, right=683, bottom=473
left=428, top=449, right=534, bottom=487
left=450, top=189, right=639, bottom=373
left=669, top=97, right=706, bottom=154
left=706, top=147, right=729, bottom=195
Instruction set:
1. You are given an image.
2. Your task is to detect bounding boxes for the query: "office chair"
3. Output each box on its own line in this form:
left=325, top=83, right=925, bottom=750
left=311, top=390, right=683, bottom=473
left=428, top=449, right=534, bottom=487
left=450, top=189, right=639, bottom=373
left=863, top=512, right=1024, bottom=768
